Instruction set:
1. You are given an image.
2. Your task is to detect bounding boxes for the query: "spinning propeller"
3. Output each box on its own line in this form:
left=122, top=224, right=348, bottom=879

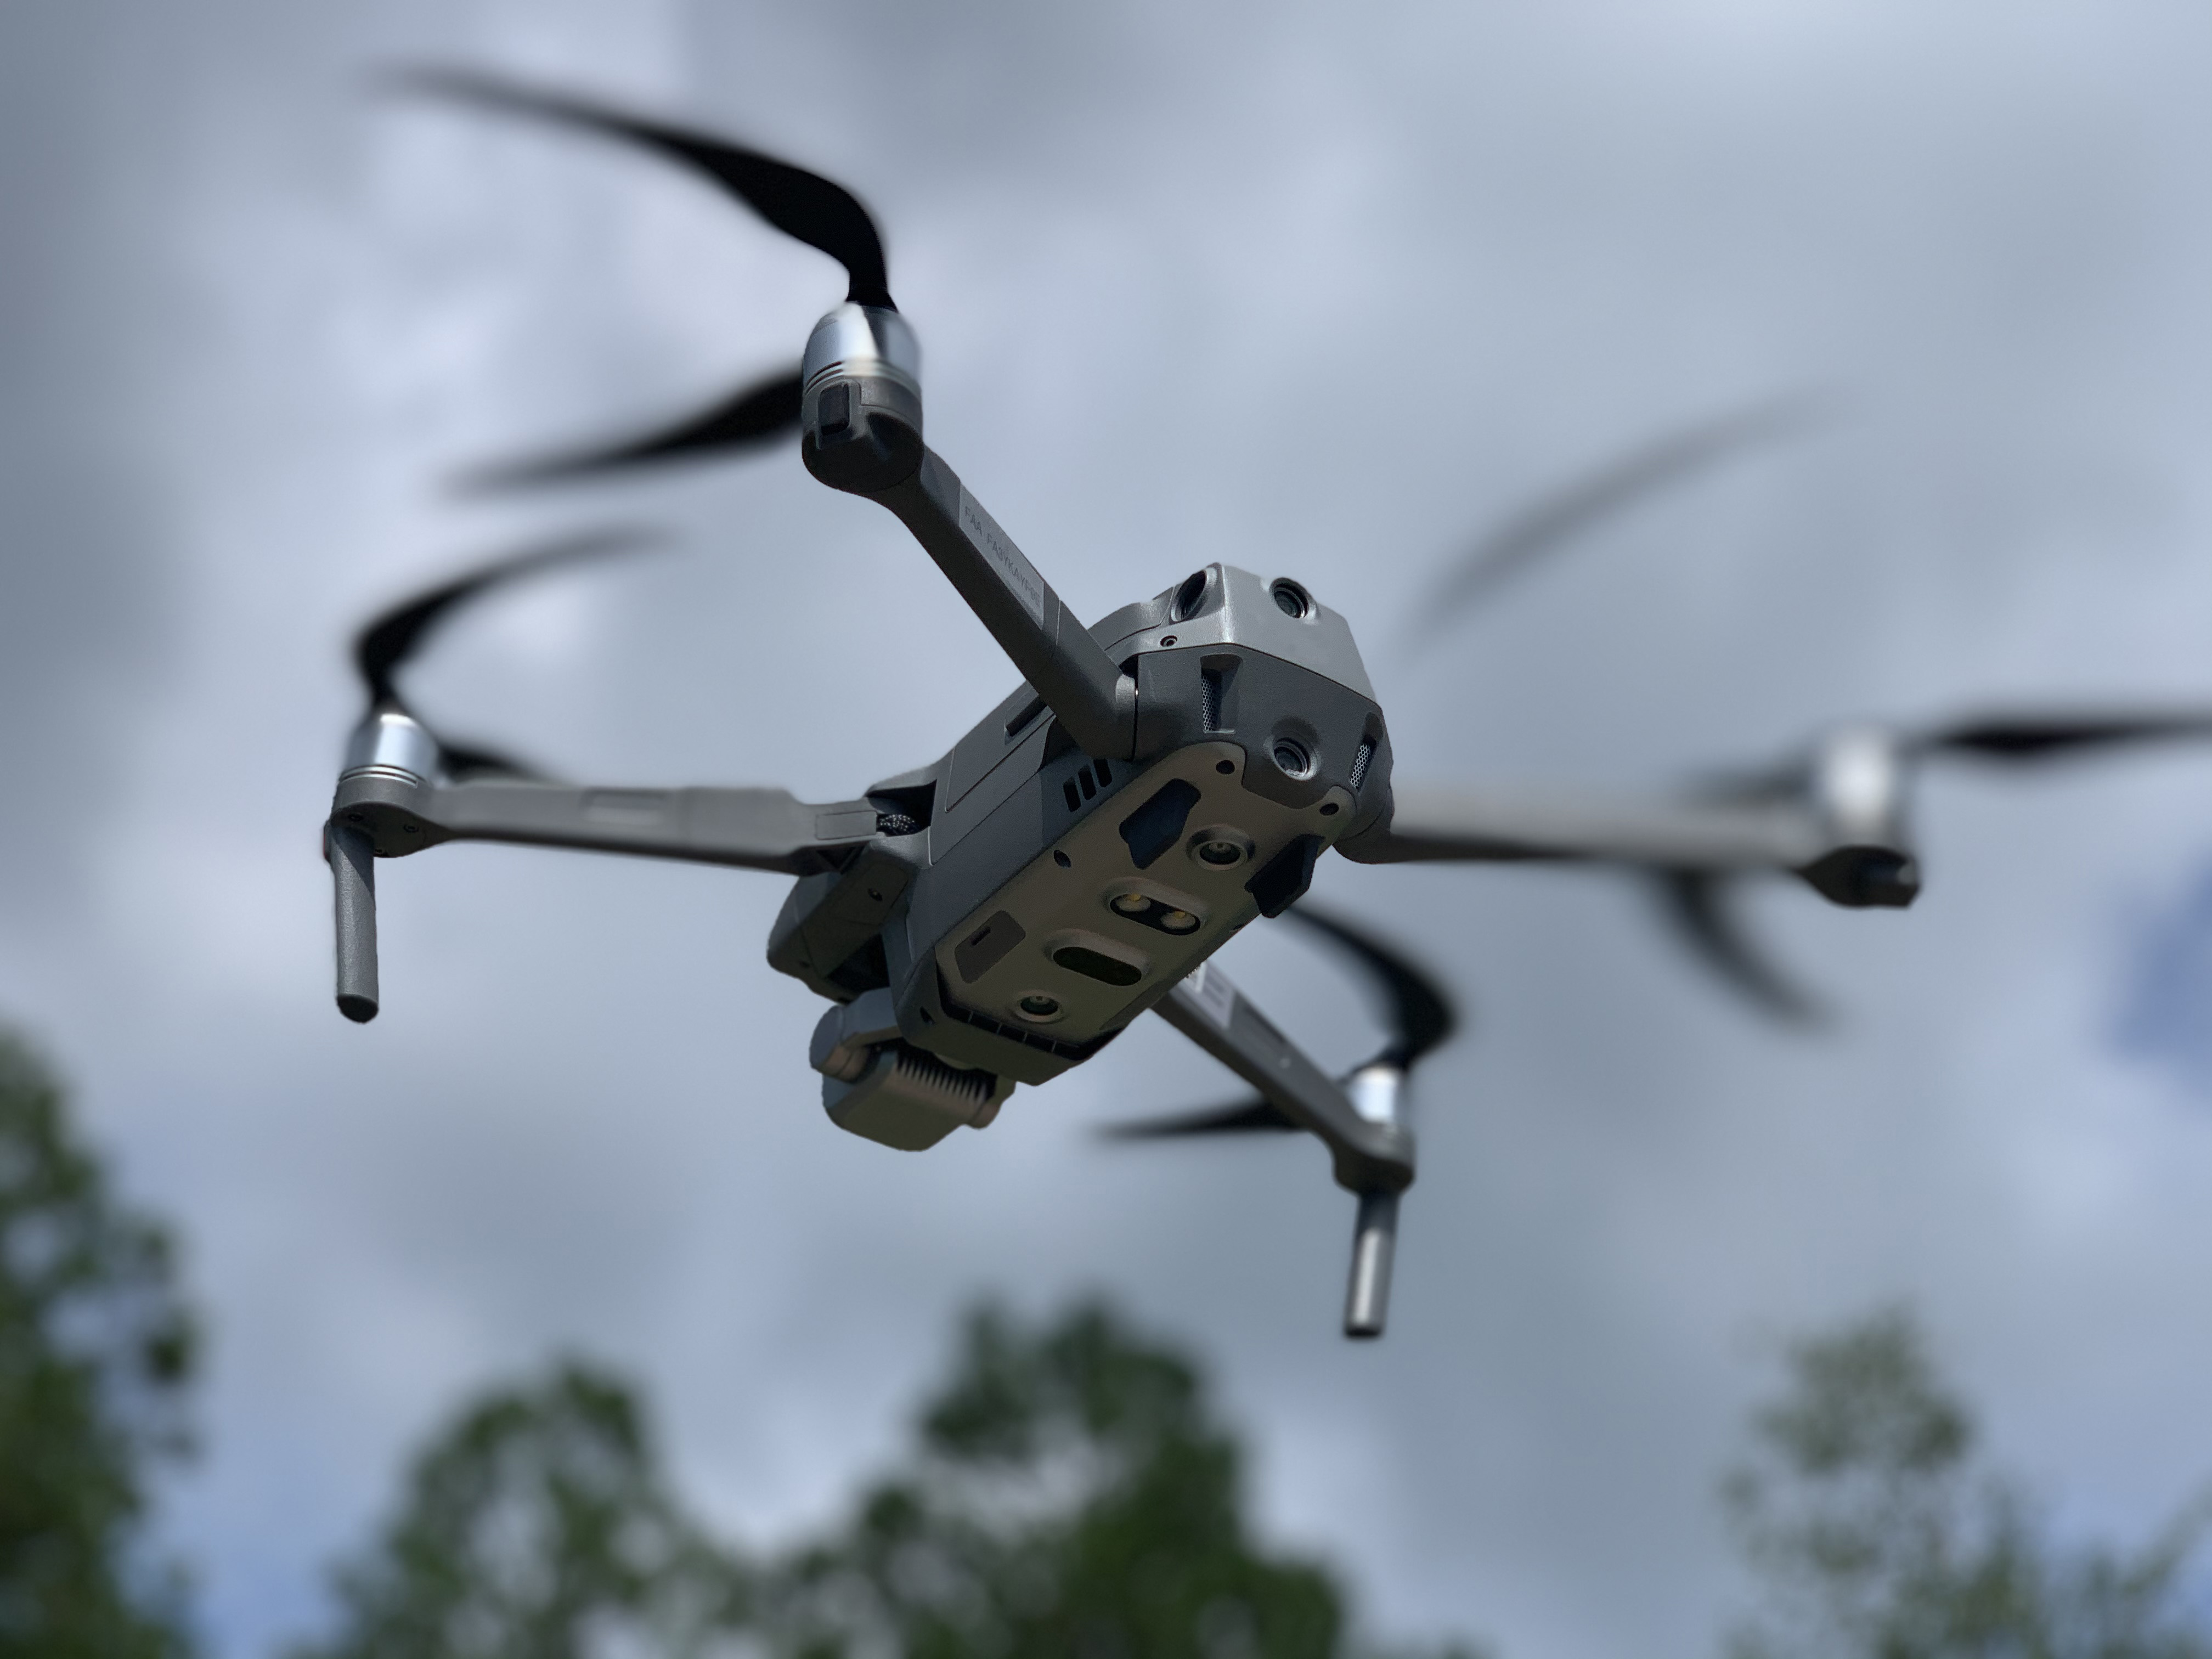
left=347, top=526, right=654, bottom=780
left=1659, top=712, right=2212, bottom=1021
left=398, top=69, right=889, bottom=487
left=1412, top=401, right=2212, bottom=1022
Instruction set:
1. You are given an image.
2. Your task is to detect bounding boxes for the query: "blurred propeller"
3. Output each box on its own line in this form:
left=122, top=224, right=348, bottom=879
left=456, top=370, right=805, bottom=490
left=352, top=527, right=657, bottom=778
left=1411, top=391, right=1830, bottom=641
left=1104, top=902, right=1459, bottom=1141
left=1656, top=707, right=2212, bottom=1022
left=394, top=69, right=893, bottom=484
left=1914, top=711, right=2212, bottom=760
left=1655, top=870, right=1825, bottom=1025
left=397, top=69, right=893, bottom=304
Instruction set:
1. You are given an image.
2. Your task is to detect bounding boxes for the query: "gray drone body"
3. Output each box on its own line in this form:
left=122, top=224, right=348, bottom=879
left=334, top=78, right=2094, bottom=1339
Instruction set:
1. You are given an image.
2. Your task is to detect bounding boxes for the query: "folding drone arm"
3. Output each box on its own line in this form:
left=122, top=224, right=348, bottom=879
left=795, top=305, right=1137, bottom=761
left=870, top=449, right=1137, bottom=760
left=324, top=734, right=879, bottom=1023
left=1339, top=783, right=1919, bottom=908
left=1153, top=961, right=1414, bottom=1339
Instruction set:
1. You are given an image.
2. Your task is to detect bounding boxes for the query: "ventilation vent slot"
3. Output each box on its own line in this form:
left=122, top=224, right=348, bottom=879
left=890, top=1044, right=997, bottom=1108
left=1349, top=737, right=1376, bottom=793
left=1078, top=765, right=1097, bottom=799
left=1094, top=759, right=1111, bottom=786
left=1063, top=780, right=1081, bottom=812
left=1198, top=655, right=1239, bottom=732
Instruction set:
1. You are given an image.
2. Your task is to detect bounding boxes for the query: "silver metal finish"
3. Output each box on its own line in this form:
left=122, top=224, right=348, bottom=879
left=1347, top=1062, right=1406, bottom=1127
left=1344, top=1190, right=1400, bottom=1339
left=341, top=708, right=440, bottom=782
left=1096, top=564, right=1379, bottom=703
left=801, top=303, right=921, bottom=396
left=1810, top=724, right=1909, bottom=846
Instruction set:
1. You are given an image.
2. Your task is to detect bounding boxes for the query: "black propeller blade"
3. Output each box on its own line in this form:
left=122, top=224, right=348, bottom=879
left=1412, top=391, right=1830, bottom=641
left=397, top=69, right=893, bottom=307
left=1098, top=1099, right=1298, bottom=1139
left=1917, top=712, right=2212, bottom=760
left=1284, top=905, right=1459, bottom=1068
left=1104, top=902, right=1460, bottom=1141
left=395, top=70, right=891, bottom=485
left=353, top=527, right=657, bottom=777
left=456, top=369, right=805, bottom=490
left=1655, top=870, right=1825, bottom=1026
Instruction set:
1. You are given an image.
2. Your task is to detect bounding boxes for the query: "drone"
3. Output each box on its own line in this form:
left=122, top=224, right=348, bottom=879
left=325, top=72, right=2212, bottom=1338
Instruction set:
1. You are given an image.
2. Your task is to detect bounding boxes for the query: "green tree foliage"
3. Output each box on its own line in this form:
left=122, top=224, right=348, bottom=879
left=765, top=1301, right=1351, bottom=1659
left=287, top=1361, right=747, bottom=1659
left=1726, top=1307, right=2212, bottom=1659
left=298, top=1300, right=1477, bottom=1659
left=0, top=1030, right=197, bottom=1659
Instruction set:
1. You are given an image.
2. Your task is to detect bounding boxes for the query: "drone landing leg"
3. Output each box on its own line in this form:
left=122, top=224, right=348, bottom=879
left=1154, top=963, right=1414, bottom=1338
left=1345, top=1189, right=1398, bottom=1339
left=327, top=822, right=379, bottom=1023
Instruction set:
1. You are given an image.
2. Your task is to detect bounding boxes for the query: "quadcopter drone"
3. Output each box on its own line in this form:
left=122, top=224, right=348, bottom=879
left=326, top=73, right=2211, bottom=1338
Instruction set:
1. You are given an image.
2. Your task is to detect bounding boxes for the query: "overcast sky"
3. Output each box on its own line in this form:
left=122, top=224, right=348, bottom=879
left=3, top=3, right=2210, bottom=1655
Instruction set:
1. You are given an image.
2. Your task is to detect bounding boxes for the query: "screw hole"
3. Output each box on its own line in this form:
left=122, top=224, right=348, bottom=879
left=1216, top=759, right=1235, bottom=774
left=1053, top=850, right=1072, bottom=869
left=1319, top=802, right=1339, bottom=816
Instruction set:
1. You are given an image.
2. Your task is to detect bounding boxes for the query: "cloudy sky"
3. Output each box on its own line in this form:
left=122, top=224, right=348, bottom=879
left=4, top=3, right=2210, bottom=1654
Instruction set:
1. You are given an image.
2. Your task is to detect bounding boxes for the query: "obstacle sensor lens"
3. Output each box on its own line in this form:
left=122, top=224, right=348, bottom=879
left=1272, top=739, right=1312, bottom=777
left=1015, top=993, right=1063, bottom=1022
left=1269, top=579, right=1311, bottom=618
left=1195, top=840, right=1244, bottom=867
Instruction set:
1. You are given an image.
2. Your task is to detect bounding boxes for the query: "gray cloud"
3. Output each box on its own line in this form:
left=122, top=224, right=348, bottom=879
left=3, top=3, right=2210, bottom=1656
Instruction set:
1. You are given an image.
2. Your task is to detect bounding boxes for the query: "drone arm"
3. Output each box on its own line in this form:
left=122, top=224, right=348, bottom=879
left=330, top=773, right=879, bottom=875
left=1340, top=785, right=1916, bottom=907
left=1153, top=965, right=1413, bottom=1197
left=867, top=452, right=1136, bottom=759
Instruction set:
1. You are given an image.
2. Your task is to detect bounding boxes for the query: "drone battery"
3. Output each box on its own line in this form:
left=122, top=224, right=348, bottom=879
left=822, top=1042, right=1009, bottom=1152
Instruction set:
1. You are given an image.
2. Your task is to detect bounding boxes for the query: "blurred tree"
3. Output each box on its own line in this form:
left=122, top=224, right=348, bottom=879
left=286, top=1360, right=748, bottom=1659
left=298, top=1300, right=1478, bottom=1659
left=1725, top=1307, right=2212, bottom=1659
left=0, top=1029, right=197, bottom=1659
left=768, top=1300, right=1362, bottom=1659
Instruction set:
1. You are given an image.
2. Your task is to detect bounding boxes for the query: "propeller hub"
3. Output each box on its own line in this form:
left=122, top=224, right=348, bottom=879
left=341, top=708, right=439, bottom=784
left=1811, top=724, right=1907, bottom=844
left=801, top=304, right=924, bottom=493
left=1347, top=1063, right=1408, bottom=1128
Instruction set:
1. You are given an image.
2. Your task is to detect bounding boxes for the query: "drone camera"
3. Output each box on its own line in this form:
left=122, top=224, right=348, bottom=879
left=810, top=988, right=1011, bottom=1149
